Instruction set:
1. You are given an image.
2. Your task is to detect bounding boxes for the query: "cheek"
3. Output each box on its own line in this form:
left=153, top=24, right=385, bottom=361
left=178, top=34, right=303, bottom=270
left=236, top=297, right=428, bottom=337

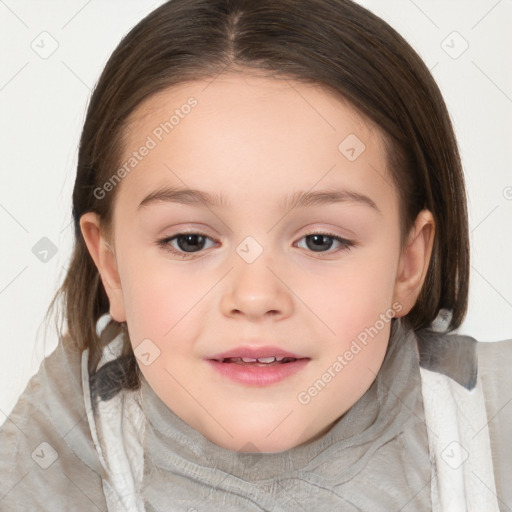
left=117, top=248, right=204, bottom=345
left=306, top=247, right=399, bottom=335
left=299, top=253, right=397, bottom=418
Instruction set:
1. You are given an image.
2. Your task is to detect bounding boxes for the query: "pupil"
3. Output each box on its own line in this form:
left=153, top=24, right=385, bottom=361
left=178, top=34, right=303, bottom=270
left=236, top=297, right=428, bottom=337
left=307, top=234, right=332, bottom=252
left=177, top=234, right=205, bottom=252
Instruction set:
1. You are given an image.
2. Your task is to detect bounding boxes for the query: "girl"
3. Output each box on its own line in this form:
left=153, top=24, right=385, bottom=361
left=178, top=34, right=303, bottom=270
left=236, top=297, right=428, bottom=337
left=1, top=0, right=510, bottom=511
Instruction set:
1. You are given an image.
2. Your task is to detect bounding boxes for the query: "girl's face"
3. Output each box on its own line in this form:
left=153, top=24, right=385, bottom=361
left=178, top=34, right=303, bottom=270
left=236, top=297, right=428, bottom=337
left=82, top=71, right=434, bottom=453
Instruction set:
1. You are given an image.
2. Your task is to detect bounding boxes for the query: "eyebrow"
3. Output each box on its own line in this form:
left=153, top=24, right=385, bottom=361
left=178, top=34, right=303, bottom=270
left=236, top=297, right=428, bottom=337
left=137, top=186, right=381, bottom=214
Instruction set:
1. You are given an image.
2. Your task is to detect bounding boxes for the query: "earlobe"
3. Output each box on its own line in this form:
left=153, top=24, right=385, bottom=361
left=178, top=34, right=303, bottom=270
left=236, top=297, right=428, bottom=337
left=393, top=209, right=435, bottom=316
left=79, top=212, right=127, bottom=322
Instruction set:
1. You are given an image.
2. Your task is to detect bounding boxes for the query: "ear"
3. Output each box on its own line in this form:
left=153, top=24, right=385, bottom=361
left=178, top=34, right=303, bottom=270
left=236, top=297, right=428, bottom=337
left=392, top=209, right=435, bottom=317
left=79, top=212, right=127, bottom=322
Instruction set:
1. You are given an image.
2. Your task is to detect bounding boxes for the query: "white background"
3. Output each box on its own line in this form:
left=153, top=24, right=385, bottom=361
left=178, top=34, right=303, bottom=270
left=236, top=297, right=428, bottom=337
left=1, top=0, right=511, bottom=420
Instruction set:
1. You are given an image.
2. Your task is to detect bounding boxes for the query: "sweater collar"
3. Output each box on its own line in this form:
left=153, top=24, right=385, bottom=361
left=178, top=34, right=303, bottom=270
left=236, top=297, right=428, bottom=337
left=415, top=327, right=477, bottom=390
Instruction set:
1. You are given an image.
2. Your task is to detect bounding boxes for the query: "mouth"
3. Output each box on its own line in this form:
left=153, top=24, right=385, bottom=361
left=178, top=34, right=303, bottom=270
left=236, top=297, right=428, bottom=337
left=207, top=345, right=308, bottom=362
left=205, top=346, right=310, bottom=386
left=211, top=356, right=303, bottom=367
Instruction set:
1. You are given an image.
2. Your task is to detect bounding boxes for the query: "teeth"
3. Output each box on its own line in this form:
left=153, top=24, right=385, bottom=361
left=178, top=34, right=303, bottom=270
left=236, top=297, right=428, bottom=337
left=219, top=356, right=299, bottom=364
left=256, top=357, right=276, bottom=363
left=235, top=356, right=277, bottom=363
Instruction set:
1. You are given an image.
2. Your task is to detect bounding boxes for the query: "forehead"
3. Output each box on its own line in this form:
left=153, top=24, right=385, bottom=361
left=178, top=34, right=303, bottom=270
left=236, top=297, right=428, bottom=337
left=116, top=71, right=396, bottom=214
left=124, top=70, right=375, bottom=146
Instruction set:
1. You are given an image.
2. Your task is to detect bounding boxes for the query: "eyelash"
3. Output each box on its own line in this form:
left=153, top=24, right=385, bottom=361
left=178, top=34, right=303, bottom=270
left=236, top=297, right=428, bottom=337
left=156, top=230, right=354, bottom=259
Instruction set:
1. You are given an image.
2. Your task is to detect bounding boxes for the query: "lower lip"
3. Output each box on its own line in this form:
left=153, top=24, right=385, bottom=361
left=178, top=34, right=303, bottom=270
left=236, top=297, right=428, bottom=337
left=206, top=359, right=310, bottom=386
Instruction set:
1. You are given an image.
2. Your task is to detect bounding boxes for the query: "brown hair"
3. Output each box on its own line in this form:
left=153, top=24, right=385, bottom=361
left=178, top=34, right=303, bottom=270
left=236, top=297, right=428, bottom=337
left=49, top=0, right=469, bottom=398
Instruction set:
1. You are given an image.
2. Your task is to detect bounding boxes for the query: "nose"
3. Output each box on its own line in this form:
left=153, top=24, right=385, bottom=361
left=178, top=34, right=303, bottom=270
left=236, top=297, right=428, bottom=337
left=220, top=252, right=294, bottom=321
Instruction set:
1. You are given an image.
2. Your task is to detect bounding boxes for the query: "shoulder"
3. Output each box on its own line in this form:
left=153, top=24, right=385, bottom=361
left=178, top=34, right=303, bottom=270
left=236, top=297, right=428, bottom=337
left=474, top=336, right=512, bottom=430
left=475, top=336, right=512, bottom=402
left=416, top=329, right=512, bottom=508
left=0, top=334, right=107, bottom=510
left=475, top=337, right=512, bottom=509
left=475, top=336, right=512, bottom=428
left=476, top=336, right=512, bottom=374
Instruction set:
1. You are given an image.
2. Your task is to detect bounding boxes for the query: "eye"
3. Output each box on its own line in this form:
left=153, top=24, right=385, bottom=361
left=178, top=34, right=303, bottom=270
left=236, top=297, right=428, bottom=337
left=157, top=232, right=216, bottom=258
left=295, top=232, right=353, bottom=254
left=156, top=230, right=354, bottom=259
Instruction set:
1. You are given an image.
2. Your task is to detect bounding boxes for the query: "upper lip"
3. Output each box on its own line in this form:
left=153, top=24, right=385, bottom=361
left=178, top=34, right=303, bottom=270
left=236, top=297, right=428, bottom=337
left=207, top=345, right=309, bottom=361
